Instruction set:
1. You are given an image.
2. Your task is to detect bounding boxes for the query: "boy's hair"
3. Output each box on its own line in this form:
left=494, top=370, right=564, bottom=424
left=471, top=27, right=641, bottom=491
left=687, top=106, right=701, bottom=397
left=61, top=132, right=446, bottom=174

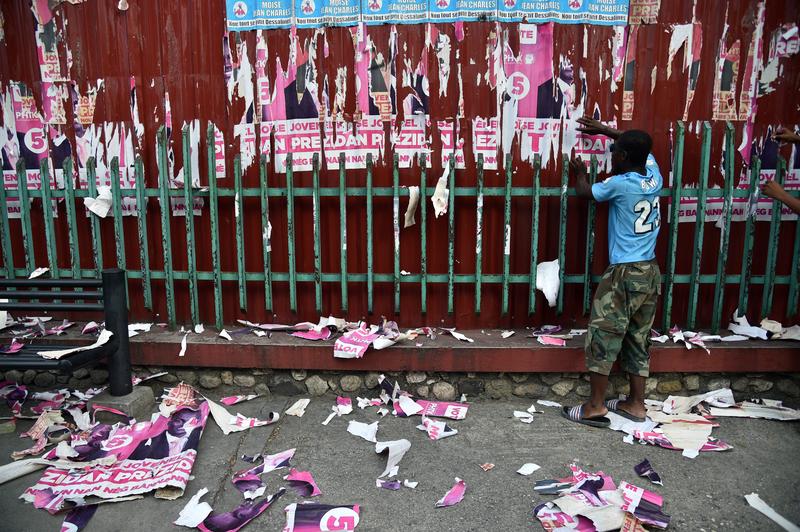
left=617, top=130, right=652, bottom=166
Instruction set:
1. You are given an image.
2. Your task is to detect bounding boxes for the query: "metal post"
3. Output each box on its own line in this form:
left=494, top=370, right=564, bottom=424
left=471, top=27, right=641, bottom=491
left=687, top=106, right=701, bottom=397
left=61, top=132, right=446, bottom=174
left=102, top=268, right=132, bottom=396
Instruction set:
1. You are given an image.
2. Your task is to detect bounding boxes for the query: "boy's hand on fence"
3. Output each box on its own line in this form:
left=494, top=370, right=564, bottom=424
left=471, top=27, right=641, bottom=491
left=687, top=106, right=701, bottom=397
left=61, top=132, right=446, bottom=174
left=773, top=127, right=800, bottom=145
left=569, top=156, right=587, bottom=179
left=762, top=180, right=789, bottom=202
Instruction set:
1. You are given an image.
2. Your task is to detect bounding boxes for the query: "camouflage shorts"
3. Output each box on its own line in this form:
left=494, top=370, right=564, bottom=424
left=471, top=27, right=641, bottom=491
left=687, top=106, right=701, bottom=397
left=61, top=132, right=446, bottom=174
left=585, top=260, right=661, bottom=377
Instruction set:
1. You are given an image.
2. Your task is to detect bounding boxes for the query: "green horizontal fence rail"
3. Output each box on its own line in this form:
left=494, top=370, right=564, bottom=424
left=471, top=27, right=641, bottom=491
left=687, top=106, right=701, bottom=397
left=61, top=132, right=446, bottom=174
left=1, top=121, right=798, bottom=330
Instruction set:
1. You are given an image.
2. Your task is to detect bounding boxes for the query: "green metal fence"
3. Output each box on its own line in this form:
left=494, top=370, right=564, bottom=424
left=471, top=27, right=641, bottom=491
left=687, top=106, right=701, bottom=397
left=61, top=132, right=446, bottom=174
left=1, top=121, right=798, bottom=331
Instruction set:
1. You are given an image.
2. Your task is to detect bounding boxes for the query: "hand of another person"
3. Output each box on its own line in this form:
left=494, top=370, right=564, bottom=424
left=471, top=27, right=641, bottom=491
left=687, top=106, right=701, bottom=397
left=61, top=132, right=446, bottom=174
left=774, top=127, right=800, bottom=145
left=569, top=156, right=587, bottom=178
left=576, top=116, right=609, bottom=136
left=762, top=180, right=788, bottom=201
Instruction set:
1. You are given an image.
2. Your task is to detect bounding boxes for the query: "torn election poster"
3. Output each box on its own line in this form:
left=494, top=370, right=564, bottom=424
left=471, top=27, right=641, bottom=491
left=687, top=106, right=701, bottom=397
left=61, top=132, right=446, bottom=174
left=407, top=399, right=469, bottom=420
left=436, top=478, right=466, bottom=508
left=175, top=488, right=214, bottom=528
left=333, top=323, right=380, bottom=359
left=37, top=329, right=113, bottom=359
left=220, top=394, right=261, bottom=406
left=417, top=416, right=458, bottom=440
left=376, top=478, right=402, bottom=490
left=23, top=402, right=210, bottom=510
left=233, top=449, right=295, bottom=499
left=236, top=320, right=315, bottom=332
left=708, top=399, right=800, bottom=421
left=0, top=338, right=24, bottom=354
left=292, top=327, right=333, bottom=341
left=323, top=396, right=353, bottom=425
left=283, top=503, right=361, bottom=532
left=285, top=468, right=322, bottom=497
left=618, top=481, right=671, bottom=529
left=728, top=311, right=768, bottom=339
left=744, top=493, right=800, bottom=532
left=206, top=398, right=279, bottom=435
left=347, top=420, right=379, bottom=443
left=662, top=388, right=735, bottom=414
left=634, top=458, right=663, bottom=486
left=198, top=489, right=285, bottom=532
left=538, top=335, right=566, bottom=347
left=375, top=439, right=411, bottom=478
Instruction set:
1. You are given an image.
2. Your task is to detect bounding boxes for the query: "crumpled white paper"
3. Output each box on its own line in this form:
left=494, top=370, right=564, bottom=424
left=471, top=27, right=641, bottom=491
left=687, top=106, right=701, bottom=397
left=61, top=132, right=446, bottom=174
left=536, top=259, right=560, bottom=307
left=84, top=186, right=113, bottom=218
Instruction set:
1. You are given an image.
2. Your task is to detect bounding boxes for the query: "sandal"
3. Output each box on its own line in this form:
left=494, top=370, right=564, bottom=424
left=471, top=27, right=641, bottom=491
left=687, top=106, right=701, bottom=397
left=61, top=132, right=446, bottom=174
left=605, top=398, right=647, bottom=423
left=561, top=405, right=611, bottom=428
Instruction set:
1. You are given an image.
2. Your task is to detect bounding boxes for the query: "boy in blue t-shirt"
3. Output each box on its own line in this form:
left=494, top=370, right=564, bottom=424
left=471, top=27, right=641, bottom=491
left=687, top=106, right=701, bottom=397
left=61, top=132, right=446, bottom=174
left=562, top=117, right=662, bottom=428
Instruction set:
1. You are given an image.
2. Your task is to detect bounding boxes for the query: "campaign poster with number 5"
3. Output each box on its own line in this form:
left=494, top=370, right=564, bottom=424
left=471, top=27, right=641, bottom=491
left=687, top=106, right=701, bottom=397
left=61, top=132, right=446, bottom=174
left=503, top=23, right=554, bottom=119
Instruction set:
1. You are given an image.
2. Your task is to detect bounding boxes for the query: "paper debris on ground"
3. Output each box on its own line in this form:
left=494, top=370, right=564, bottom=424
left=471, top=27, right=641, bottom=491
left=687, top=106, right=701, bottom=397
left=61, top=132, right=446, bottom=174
left=435, top=477, right=466, bottom=508
left=375, top=439, right=411, bottom=478
left=218, top=329, right=233, bottom=341
left=347, top=420, right=379, bottom=442
left=708, top=400, right=800, bottom=421
left=536, top=260, right=560, bottom=307
left=662, top=388, right=735, bottom=414
left=417, top=416, right=458, bottom=440
left=517, top=463, right=541, bottom=475
left=0, top=339, right=24, bottom=354
left=333, top=323, right=381, bottom=359
left=537, top=400, right=562, bottom=408
left=128, top=323, right=152, bottom=337
left=232, top=449, right=295, bottom=499
left=194, top=324, right=204, bottom=334
left=411, top=399, right=469, bottom=420
left=283, top=503, right=360, bottom=531
left=480, top=463, right=495, bottom=471
left=206, top=398, right=279, bottom=435
left=441, top=328, right=474, bottom=343
left=286, top=398, right=311, bottom=417
left=292, top=328, right=333, bottom=341
left=634, top=458, right=663, bottom=485
left=82, top=321, right=101, bottom=334
left=38, top=330, right=113, bottom=359
left=323, top=396, right=353, bottom=425
left=220, top=394, right=260, bottom=406
left=404, top=479, right=418, bottom=488
left=404, top=186, right=420, bottom=227
left=537, top=335, right=566, bottom=346
left=376, top=478, right=402, bottom=490
left=728, top=311, right=768, bottom=339
left=396, top=395, right=423, bottom=416
left=198, top=489, right=285, bottom=532
left=178, top=332, right=189, bottom=357
left=284, top=468, right=322, bottom=497
left=744, top=493, right=800, bottom=532
left=175, top=488, right=214, bottom=528
left=501, top=330, right=515, bottom=338
left=514, top=410, right=535, bottom=423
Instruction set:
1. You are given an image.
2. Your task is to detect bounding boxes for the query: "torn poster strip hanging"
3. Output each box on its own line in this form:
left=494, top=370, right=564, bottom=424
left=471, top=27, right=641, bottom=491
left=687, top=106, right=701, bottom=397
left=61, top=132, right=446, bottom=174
left=392, top=117, right=430, bottom=168
left=438, top=120, right=465, bottom=169
left=711, top=27, right=740, bottom=121
left=323, top=118, right=384, bottom=169
left=737, top=2, right=764, bottom=164
left=622, top=25, right=638, bottom=121
left=473, top=116, right=499, bottom=170
left=227, top=0, right=630, bottom=30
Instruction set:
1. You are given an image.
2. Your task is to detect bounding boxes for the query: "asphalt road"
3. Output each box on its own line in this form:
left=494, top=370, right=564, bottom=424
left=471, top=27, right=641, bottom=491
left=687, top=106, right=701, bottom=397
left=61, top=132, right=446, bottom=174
left=1, top=392, right=799, bottom=531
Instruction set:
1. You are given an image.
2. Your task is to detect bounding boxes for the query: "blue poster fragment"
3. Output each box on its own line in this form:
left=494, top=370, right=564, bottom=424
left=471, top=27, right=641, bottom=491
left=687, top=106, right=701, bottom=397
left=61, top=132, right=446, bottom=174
left=361, top=0, right=428, bottom=25
left=498, top=0, right=628, bottom=25
left=227, top=0, right=293, bottom=30
left=458, top=0, right=496, bottom=21
left=429, top=0, right=459, bottom=23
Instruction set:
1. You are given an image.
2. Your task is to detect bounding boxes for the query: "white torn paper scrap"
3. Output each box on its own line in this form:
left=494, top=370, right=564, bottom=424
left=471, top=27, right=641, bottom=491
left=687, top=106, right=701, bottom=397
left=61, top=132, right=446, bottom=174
left=174, top=488, right=213, bottom=528
left=286, top=398, right=311, bottom=417
left=417, top=417, right=458, bottom=440
left=431, top=167, right=450, bottom=218
left=128, top=323, right=152, bottom=337
left=375, top=439, right=411, bottom=478
left=38, top=329, right=113, bottom=359
left=728, top=311, right=768, bottom=340
left=194, top=324, right=204, bottom=334
left=709, top=401, right=800, bottom=421
left=84, top=186, right=113, bottom=218
left=662, top=388, right=735, bottom=414
left=347, top=420, right=378, bottom=443
left=745, top=493, right=800, bottom=532
left=206, top=398, right=278, bottom=435
left=536, top=260, right=560, bottom=307
left=501, top=330, right=515, bottom=339
left=404, top=479, right=418, bottom=489
left=397, top=395, right=423, bottom=416
left=517, top=463, right=541, bottom=476
left=218, top=329, right=232, bottom=341
left=720, top=334, right=748, bottom=342
left=404, top=186, right=420, bottom=228
left=514, top=411, right=535, bottom=424
left=178, top=332, right=189, bottom=357
left=537, top=400, right=562, bottom=408
left=441, top=328, right=474, bottom=343
left=29, top=267, right=49, bottom=279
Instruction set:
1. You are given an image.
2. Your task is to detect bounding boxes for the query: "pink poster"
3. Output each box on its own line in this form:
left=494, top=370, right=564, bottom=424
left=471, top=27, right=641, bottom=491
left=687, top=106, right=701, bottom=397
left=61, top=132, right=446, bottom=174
left=333, top=324, right=380, bottom=359
left=438, top=120, right=465, bottom=169
left=472, top=117, right=499, bottom=170
left=323, top=118, right=384, bottom=170
left=274, top=119, right=322, bottom=172
left=391, top=117, right=430, bottom=168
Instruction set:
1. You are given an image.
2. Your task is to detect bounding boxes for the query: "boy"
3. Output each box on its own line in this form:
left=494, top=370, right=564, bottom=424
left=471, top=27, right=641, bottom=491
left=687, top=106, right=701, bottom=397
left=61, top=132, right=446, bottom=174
left=562, top=117, right=662, bottom=427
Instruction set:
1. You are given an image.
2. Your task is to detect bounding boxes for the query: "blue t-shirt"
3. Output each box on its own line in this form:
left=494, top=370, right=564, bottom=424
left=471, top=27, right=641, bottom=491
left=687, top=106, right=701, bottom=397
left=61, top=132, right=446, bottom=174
left=591, top=154, right=662, bottom=265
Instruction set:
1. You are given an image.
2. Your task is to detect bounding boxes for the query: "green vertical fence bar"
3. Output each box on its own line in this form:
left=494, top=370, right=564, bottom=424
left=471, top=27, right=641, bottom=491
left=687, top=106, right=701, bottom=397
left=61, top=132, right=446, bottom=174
left=420, top=154, right=427, bottom=314
left=0, top=170, right=14, bottom=278
left=474, top=155, right=484, bottom=314
left=366, top=154, right=374, bottom=314
left=557, top=155, right=568, bottom=314
left=340, top=153, right=349, bottom=312
left=788, top=205, right=800, bottom=318
left=39, top=160, right=59, bottom=278
left=392, top=153, right=399, bottom=313
left=134, top=156, right=152, bottom=309
left=206, top=124, right=223, bottom=328
left=86, top=158, right=103, bottom=276
left=686, top=122, right=712, bottom=329
left=662, top=122, right=684, bottom=330
left=259, top=154, right=273, bottom=311
left=583, top=157, right=598, bottom=316
left=156, top=126, right=176, bottom=328
left=528, top=155, right=541, bottom=315
left=110, top=157, right=127, bottom=272
left=447, top=158, right=456, bottom=314
left=311, top=153, right=322, bottom=314
left=182, top=127, right=199, bottom=325
left=63, top=158, right=80, bottom=280
left=761, top=157, right=785, bottom=319
left=286, top=156, right=297, bottom=313
left=500, top=156, right=512, bottom=315
left=711, top=124, right=735, bottom=332
left=234, top=156, right=248, bottom=311
left=737, top=159, right=761, bottom=318
left=16, top=161, right=35, bottom=271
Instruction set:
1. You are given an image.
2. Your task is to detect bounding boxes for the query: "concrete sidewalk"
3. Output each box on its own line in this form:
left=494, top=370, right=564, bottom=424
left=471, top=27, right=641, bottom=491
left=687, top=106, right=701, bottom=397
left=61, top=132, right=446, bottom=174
left=1, top=393, right=799, bottom=531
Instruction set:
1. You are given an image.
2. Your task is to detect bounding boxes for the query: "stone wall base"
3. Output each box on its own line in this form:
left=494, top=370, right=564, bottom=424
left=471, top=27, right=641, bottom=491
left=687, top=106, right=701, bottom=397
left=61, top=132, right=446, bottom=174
left=6, top=367, right=799, bottom=404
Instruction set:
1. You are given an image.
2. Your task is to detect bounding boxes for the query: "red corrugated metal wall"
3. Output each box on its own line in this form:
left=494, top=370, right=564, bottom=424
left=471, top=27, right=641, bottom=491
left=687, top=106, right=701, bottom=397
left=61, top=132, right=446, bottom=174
left=1, top=1, right=798, bottom=328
